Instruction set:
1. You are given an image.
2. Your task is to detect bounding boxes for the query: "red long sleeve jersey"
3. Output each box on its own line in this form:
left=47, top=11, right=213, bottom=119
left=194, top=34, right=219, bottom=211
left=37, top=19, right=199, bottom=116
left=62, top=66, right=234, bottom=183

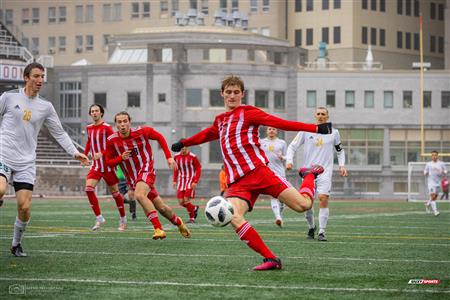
left=105, top=126, right=171, bottom=187
left=173, top=152, right=202, bottom=191
left=84, top=122, right=114, bottom=173
left=183, top=105, right=317, bottom=185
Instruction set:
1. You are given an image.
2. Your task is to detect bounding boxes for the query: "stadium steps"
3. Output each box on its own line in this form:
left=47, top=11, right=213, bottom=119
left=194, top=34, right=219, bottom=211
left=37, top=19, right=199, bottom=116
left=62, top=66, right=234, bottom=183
left=36, top=130, right=83, bottom=165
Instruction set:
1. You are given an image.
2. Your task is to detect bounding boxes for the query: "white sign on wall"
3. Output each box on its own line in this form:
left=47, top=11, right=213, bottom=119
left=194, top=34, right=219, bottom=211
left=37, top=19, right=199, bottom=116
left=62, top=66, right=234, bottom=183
left=0, top=64, right=25, bottom=81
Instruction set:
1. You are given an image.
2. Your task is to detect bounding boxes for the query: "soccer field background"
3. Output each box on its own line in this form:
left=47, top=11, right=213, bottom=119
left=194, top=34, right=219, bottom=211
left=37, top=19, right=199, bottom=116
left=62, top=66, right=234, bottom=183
left=0, top=198, right=449, bottom=299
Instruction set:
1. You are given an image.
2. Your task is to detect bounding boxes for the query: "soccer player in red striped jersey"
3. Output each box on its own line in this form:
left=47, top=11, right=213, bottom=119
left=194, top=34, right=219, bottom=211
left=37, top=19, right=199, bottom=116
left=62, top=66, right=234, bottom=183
left=172, top=75, right=332, bottom=271
left=105, top=111, right=191, bottom=240
left=173, top=147, right=201, bottom=223
left=84, top=104, right=127, bottom=232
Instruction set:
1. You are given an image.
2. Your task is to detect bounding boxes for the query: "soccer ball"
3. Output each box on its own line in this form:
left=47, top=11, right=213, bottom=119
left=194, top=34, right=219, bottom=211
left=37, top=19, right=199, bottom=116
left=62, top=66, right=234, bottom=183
left=204, top=196, right=234, bottom=227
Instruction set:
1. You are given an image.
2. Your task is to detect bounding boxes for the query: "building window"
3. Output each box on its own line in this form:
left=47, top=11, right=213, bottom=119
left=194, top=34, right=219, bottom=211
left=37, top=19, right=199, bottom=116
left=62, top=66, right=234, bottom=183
left=370, top=28, right=376, bottom=45
left=32, top=8, right=39, bottom=24
left=59, top=6, right=66, bottom=22
left=209, top=140, right=222, bottom=163
left=333, top=26, right=340, bottom=44
left=75, top=35, right=83, bottom=52
left=442, top=91, right=450, bottom=108
left=85, top=35, right=94, bottom=51
left=86, top=5, right=94, bottom=22
left=413, top=33, right=419, bottom=50
left=405, top=32, right=411, bottom=49
left=31, top=37, right=39, bottom=55
left=127, top=92, right=141, bottom=107
left=158, top=93, right=166, bottom=103
left=334, top=0, right=341, bottom=9
left=322, top=27, right=329, bottom=44
left=345, top=91, right=355, bottom=108
left=94, top=93, right=107, bottom=108
left=186, top=89, right=202, bottom=107
left=231, top=0, right=239, bottom=12
left=262, top=0, right=270, bottom=12
left=103, top=4, right=112, bottom=21
left=306, top=0, right=313, bottom=11
left=405, top=0, right=411, bottom=15
left=438, top=3, right=444, bottom=20
left=403, top=91, right=412, bottom=108
left=306, top=28, right=313, bottom=45
left=251, top=0, right=258, bottom=12
left=384, top=91, right=393, bottom=108
left=131, top=2, right=140, bottom=18
left=379, top=29, right=385, bottom=46
left=48, top=36, right=56, bottom=53
left=255, top=90, right=269, bottom=108
left=340, top=129, right=384, bottom=166
left=22, top=8, right=30, bottom=24
left=209, top=48, right=226, bottom=63
left=430, top=2, right=436, bottom=19
left=307, top=90, right=316, bottom=107
left=423, top=91, right=432, bottom=108
left=413, top=0, right=419, bottom=16
left=220, top=0, right=227, bottom=12
left=322, top=0, right=329, bottom=10
left=326, top=91, right=335, bottom=107
left=200, top=0, right=208, bottom=15
left=295, top=0, right=302, bottom=12
left=76, top=5, right=83, bottom=22
left=438, top=37, right=444, bottom=53
left=58, top=36, right=66, bottom=52
left=380, top=0, right=385, bottom=12
left=362, top=0, right=368, bottom=10
left=362, top=27, right=368, bottom=44
left=143, top=2, right=150, bottom=17
left=210, top=90, right=222, bottom=107
left=397, top=0, right=402, bottom=14
left=370, top=0, right=376, bottom=10
left=364, top=91, right=374, bottom=108
left=430, top=35, right=436, bottom=52
left=48, top=7, right=56, bottom=23
left=397, top=31, right=402, bottom=48
left=274, top=91, right=285, bottom=111
left=22, top=38, right=29, bottom=49
left=59, top=82, right=82, bottom=118
left=295, top=29, right=302, bottom=46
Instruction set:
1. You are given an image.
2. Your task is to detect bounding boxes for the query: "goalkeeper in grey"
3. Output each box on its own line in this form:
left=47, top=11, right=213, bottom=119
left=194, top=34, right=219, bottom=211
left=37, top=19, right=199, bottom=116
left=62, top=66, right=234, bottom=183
left=0, top=62, right=90, bottom=257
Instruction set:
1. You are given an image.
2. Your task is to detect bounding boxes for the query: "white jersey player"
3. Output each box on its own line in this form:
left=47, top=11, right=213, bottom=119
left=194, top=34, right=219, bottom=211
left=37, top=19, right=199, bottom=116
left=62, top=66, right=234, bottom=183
left=260, top=127, right=287, bottom=227
left=0, top=63, right=89, bottom=257
left=424, top=151, right=447, bottom=216
left=286, top=107, right=347, bottom=241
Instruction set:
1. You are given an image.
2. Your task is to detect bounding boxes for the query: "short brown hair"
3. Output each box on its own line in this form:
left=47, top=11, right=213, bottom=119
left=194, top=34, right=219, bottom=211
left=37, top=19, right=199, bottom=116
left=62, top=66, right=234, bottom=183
left=114, top=111, right=131, bottom=123
left=221, top=75, right=245, bottom=92
left=316, top=107, right=329, bottom=114
left=24, top=62, right=44, bottom=79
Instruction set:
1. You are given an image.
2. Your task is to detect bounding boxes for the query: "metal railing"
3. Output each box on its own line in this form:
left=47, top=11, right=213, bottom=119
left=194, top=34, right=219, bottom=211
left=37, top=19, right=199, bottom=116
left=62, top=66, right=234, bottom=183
left=304, top=61, right=383, bottom=71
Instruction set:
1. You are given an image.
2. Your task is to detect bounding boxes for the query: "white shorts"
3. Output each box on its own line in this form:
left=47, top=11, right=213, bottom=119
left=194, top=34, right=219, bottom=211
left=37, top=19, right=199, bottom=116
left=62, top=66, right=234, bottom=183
left=428, top=185, right=441, bottom=195
left=0, top=160, right=36, bottom=185
left=315, top=173, right=332, bottom=196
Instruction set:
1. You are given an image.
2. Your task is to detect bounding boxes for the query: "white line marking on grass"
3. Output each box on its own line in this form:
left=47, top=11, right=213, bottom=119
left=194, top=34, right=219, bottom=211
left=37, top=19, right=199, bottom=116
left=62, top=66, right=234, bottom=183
left=0, top=277, right=448, bottom=294
left=12, top=249, right=450, bottom=264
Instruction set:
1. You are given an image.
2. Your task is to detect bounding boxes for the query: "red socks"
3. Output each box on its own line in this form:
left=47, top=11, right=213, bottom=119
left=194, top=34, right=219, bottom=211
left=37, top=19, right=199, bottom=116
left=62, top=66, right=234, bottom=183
left=146, top=210, right=162, bottom=230
left=299, top=174, right=315, bottom=199
left=183, top=202, right=196, bottom=218
left=112, top=191, right=126, bottom=218
left=86, top=186, right=101, bottom=216
left=236, top=222, right=276, bottom=259
left=170, top=214, right=182, bottom=226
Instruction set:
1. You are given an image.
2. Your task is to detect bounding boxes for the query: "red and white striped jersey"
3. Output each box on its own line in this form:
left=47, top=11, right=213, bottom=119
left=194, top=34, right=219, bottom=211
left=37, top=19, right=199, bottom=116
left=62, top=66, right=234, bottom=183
left=84, top=122, right=114, bottom=173
left=105, top=126, right=171, bottom=188
left=173, top=152, right=201, bottom=191
left=183, top=105, right=317, bottom=185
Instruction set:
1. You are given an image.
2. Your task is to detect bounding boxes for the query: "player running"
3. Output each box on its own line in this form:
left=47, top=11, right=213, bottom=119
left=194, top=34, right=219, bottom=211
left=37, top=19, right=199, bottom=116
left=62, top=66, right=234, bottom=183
left=424, top=150, right=447, bottom=216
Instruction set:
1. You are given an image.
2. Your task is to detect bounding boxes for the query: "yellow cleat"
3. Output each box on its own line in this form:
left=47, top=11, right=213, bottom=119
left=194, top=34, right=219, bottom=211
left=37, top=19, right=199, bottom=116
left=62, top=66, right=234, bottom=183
left=152, top=228, right=166, bottom=240
left=177, top=219, right=191, bottom=238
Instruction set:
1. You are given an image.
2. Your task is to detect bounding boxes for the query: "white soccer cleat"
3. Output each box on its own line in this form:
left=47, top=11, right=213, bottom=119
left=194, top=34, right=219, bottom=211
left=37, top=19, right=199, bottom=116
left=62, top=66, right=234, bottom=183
left=91, top=217, right=106, bottom=231
left=425, top=205, right=431, bottom=214
left=434, top=211, right=440, bottom=217
left=117, top=222, right=127, bottom=231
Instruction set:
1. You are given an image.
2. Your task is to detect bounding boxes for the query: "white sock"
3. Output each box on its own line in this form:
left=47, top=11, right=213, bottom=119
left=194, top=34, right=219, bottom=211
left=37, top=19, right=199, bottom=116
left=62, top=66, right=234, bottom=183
left=12, top=217, right=29, bottom=247
left=96, top=215, right=105, bottom=222
left=305, top=208, right=315, bottom=229
left=319, top=208, right=329, bottom=234
left=425, top=199, right=431, bottom=206
left=430, top=201, right=438, bottom=213
left=120, top=216, right=127, bottom=223
left=271, top=199, right=282, bottom=220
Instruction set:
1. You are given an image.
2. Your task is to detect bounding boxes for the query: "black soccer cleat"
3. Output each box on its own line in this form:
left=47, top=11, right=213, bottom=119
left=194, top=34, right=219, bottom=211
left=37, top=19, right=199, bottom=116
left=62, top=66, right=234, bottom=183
left=131, top=212, right=137, bottom=221
left=299, top=165, right=324, bottom=179
left=307, top=225, right=316, bottom=240
left=317, top=232, right=327, bottom=242
left=193, top=205, right=199, bottom=220
left=11, top=244, right=27, bottom=257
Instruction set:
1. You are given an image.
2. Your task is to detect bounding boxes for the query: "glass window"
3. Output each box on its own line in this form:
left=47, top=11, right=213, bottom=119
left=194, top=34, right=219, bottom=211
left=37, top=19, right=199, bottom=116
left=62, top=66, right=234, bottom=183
left=162, top=48, right=173, bottom=62
left=362, top=27, right=368, bottom=44
left=441, top=91, right=450, bottom=108
left=31, top=37, right=39, bottom=54
left=295, top=0, right=302, bottom=12
left=200, top=0, right=208, bottom=15
left=59, top=6, right=66, bottom=22
left=209, top=140, right=222, bottom=163
left=48, top=36, right=56, bottom=49
left=364, top=91, right=374, bottom=108
left=113, top=3, right=122, bottom=20
left=274, top=91, right=285, bottom=111
left=32, top=8, right=39, bottom=24
left=295, top=29, right=302, bottom=46
left=59, top=82, right=82, bottom=118
left=370, top=0, right=376, bottom=10
left=333, top=0, right=341, bottom=9
left=103, top=4, right=111, bottom=21
left=370, top=28, right=376, bottom=45
left=322, top=27, right=329, bottom=44
left=362, top=0, right=368, bottom=9
left=5, top=9, right=13, bottom=25
left=403, top=91, right=412, bottom=108
left=384, top=91, right=393, bottom=108
left=405, top=32, right=411, bottom=49
left=143, top=2, right=150, bottom=17
left=94, top=93, right=107, bottom=108
left=307, top=0, right=313, bottom=11
left=333, top=26, right=340, bottom=44
left=438, top=4, right=444, bottom=20
left=158, top=93, right=166, bottom=103
left=307, top=90, right=316, bottom=107
left=58, top=36, right=66, bottom=51
left=210, top=89, right=222, bottom=107
left=322, top=0, right=329, bottom=10
left=380, top=0, right=385, bottom=11
left=438, top=37, right=444, bottom=53
left=262, top=0, right=270, bottom=12
left=231, top=0, right=239, bottom=12
left=76, top=5, right=83, bottom=22
left=379, top=29, right=385, bottom=46
left=430, top=36, right=436, bottom=52
left=345, top=91, right=355, bottom=108
left=86, top=35, right=94, bottom=51
left=186, top=89, right=202, bottom=107
left=75, top=35, right=83, bottom=51
left=413, top=33, right=419, bottom=50
left=172, top=0, right=180, bottom=15
left=131, top=2, right=140, bottom=18
left=430, top=2, right=436, bottom=19
left=397, top=31, right=402, bottom=48
left=423, top=91, right=431, bottom=108
left=413, top=0, right=419, bottom=16
left=127, top=92, right=141, bottom=107
left=255, top=90, right=269, bottom=108
left=48, top=7, right=56, bottom=23
left=220, top=0, right=227, bottom=12
left=326, top=91, right=335, bottom=107
left=86, top=5, right=94, bottom=22
left=22, top=8, right=30, bottom=24
left=405, top=0, right=411, bottom=15
left=251, top=0, right=258, bottom=12
left=306, top=28, right=313, bottom=46
left=209, top=49, right=226, bottom=63
left=397, top=0, right=403, bottom=14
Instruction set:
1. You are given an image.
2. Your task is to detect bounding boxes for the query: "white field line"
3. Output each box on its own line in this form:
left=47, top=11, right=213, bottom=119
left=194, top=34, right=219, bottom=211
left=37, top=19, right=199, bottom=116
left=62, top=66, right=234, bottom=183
left=0, top=277, right=448, bottom=294
left=4, top=249, right=448, bottom=264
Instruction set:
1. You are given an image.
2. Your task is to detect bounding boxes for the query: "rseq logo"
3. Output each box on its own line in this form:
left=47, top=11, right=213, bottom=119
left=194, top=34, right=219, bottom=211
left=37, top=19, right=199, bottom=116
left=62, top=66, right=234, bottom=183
left=9, top=284, right=25, bottom=295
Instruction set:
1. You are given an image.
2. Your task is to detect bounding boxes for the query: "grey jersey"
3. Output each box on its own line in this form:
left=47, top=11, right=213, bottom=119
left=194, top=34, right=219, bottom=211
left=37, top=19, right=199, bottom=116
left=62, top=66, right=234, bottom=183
left=260, top=137, right=287, bottom=177
left=0, top=88, right=78, bottom=168
left=424, top=160, right=447, bottom=187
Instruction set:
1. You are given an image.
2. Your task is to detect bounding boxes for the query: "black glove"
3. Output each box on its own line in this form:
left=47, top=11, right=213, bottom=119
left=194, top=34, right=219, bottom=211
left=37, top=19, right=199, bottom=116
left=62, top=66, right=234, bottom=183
left=171, top=139, right=185, bottom=152
left=317, top=122, right=332, bottom=134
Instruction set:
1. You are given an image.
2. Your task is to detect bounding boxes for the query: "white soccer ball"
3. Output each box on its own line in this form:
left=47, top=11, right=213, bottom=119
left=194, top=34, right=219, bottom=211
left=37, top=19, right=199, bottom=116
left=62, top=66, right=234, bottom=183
left=204, top=196, right=234, bottom=227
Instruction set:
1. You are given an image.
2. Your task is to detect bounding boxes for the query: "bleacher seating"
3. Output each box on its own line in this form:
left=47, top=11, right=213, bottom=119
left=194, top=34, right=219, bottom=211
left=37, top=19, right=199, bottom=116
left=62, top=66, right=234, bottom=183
left=36, top=130, right=84, bottom=166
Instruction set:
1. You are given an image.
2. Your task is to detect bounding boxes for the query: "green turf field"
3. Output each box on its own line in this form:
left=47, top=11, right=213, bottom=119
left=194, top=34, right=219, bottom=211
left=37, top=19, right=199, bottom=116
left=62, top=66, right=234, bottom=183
left=0, top=198, right=449, bottom=299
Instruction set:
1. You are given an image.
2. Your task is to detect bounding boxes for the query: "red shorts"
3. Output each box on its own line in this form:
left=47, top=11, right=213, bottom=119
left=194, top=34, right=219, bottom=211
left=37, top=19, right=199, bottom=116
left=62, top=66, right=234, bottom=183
left=177, top=188, right=195, bottom=199
left=225, top=165, right=291, bottom=211
left=87, top=169, right=119, bottom=186
left=132, top=171, right=159, bottom=201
